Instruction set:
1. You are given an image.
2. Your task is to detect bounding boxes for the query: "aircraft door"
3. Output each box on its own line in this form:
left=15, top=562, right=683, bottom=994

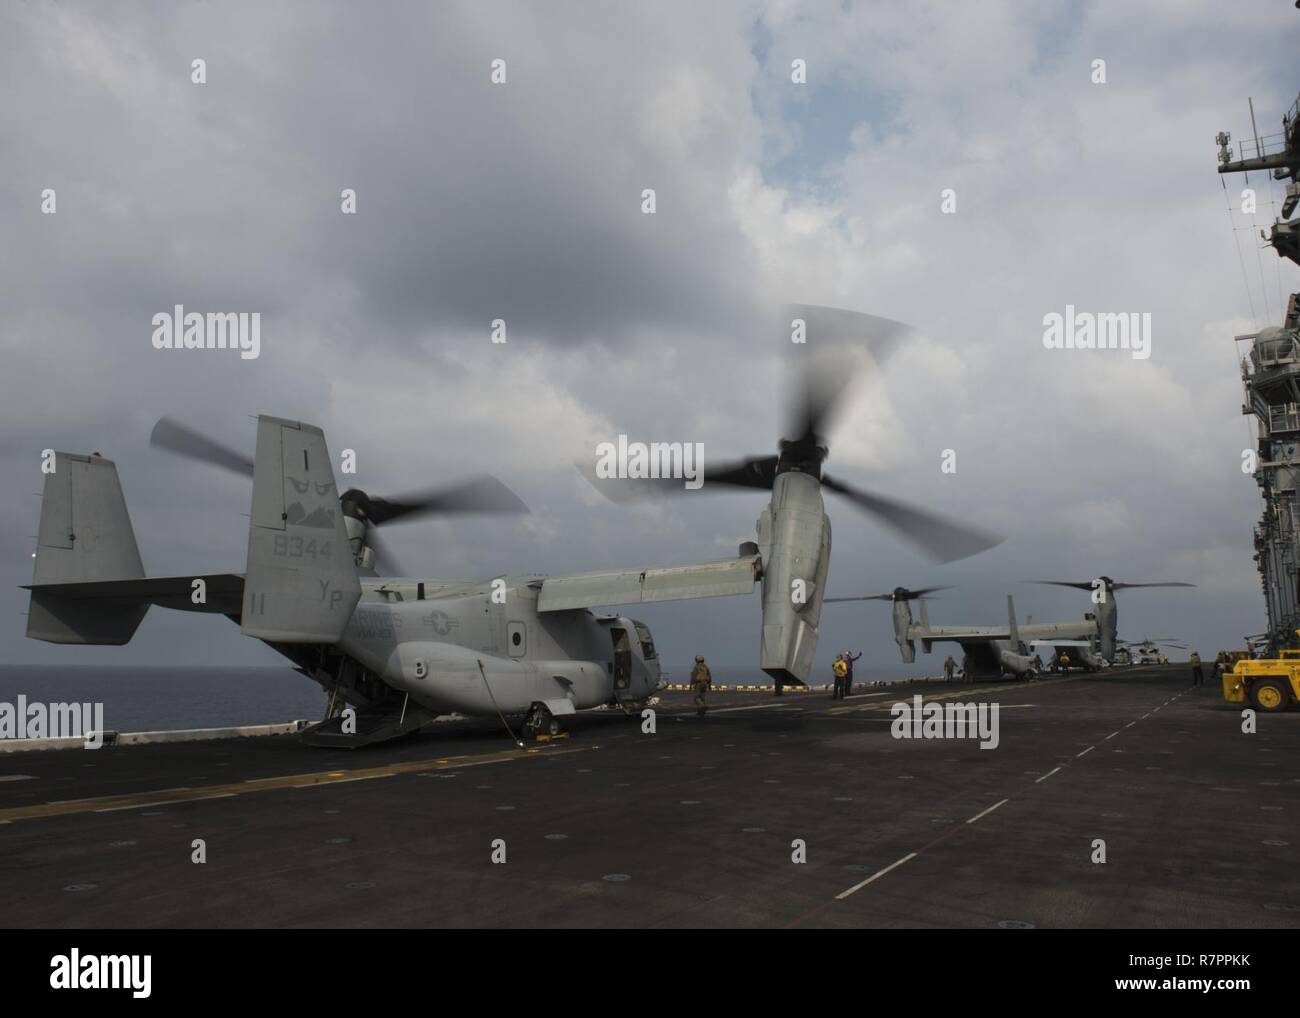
left=611, top=626, right=632, bottom=691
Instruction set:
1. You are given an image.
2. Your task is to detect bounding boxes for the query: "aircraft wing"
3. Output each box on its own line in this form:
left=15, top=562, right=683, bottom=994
left=910, top=620, right=1097, bottom=643
left=23, top=574, right=246, bottom=615
left=535, top=553, right=761, bottom=612
left=911, top=625, right=1008, bottom=643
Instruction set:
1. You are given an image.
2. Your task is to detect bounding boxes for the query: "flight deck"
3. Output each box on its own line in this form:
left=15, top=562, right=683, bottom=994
left=1, top=665, right=1295, bottom=929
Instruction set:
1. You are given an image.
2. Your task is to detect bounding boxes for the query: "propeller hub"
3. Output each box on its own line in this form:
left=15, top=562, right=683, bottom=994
left=776, top=437, right=827, bottom=479
left=339, top=488, right=373, bottom=522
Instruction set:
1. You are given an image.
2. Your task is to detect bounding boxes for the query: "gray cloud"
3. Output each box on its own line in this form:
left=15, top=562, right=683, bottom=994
left=1, top=0, right=1295, bottom=679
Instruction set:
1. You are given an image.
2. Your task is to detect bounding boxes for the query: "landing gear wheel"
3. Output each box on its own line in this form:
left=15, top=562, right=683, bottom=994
left=1250, top=680, right=1289, bottom=713
left=523, top=704, right=562, bottom=739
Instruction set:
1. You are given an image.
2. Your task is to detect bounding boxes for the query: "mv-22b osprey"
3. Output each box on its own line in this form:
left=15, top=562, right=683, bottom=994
left=25, top=327, right=1001, bottom=747
left=828, top=578, right=1194, bottom=678
left=826, top=587, right=1097, bottom=678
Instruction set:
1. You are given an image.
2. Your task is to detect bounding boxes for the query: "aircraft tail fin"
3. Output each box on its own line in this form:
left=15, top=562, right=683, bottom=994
left=239, top=415, right=361, bottom=643
left=919, top=597, right=933, bottom=653
left=27, top=453, right=148, bottom=644
left=1008, top=594, right=1021, bottom=652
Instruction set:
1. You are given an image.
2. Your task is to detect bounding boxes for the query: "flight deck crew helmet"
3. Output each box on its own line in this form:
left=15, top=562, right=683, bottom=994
left=694, top=655, right=704, bottom=662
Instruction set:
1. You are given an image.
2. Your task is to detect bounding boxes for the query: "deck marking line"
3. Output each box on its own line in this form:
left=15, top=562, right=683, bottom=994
left=835, top=853, right=918, bottom=900
left=0, top=744, right=588, bottom=823
left=95, top=793, right=238, bottom=813
left=966, top=798, right=1010, bottom=824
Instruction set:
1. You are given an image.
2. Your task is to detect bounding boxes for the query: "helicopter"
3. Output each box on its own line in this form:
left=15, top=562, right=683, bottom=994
left=1117, top=637, right=1188, bottom=665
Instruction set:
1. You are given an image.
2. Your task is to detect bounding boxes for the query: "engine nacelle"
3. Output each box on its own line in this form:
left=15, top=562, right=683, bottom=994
left=1094, top=597, right=1117, bottom=661
left=756, top=470, right=830, bottom=684
left=892, top=598, right=916, bottom=663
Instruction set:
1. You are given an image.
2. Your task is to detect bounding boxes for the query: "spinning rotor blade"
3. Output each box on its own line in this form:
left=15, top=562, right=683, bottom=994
left=150, top=416, right=253, bottom=477
left=360, top=476, right=529, bottom=525
left=364, top=529, right=403, bottom=577
left=1029, top=580, right=1196, bottom=590
left=577, top=455, right=777, bottom=501
left=821, top=474, right=1004, bottom=563
left=784, top=305, right=912, bottom=444
left=825, top=585, right=951, bottom=603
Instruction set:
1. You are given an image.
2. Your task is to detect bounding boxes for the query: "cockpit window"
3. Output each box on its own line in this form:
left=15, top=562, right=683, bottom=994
left=633, top=621, right=657, bottom=660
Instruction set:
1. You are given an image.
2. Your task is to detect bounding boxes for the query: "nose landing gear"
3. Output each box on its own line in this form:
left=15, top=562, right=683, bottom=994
left=522, top=703, right=563, bottom=740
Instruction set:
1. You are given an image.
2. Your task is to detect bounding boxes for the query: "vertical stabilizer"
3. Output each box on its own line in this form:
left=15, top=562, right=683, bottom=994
left=26, top=453, right=147, bottom=644
left=240, top=416, right=361, bottom=643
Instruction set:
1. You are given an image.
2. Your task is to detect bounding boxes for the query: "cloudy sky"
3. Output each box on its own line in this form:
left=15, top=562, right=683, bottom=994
left=2, top=1, right=1297, bottom=679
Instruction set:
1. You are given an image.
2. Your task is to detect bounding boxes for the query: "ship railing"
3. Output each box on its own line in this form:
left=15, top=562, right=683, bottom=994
left=1231, top=126, right=1291, bottom=163
left=1269, top=403, right=1300, bottom=435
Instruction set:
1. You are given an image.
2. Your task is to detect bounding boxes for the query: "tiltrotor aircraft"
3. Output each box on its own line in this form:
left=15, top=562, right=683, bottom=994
left=1026, top=577, right=1194, bottom=663
left=826, top=586, right=1096, bottom=679
left=25, top=314, right=1002, bottom=747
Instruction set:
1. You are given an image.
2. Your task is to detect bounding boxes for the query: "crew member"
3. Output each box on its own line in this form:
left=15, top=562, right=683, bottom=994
left=832, top=654, right=847, bottom=699
left=1190, top=650, right=1203, bottom=686
left=943, top=655, right=956, bottom=682
left=690, top=655, right=713, bottom=716
left=842, top=650, right=862, bottom=696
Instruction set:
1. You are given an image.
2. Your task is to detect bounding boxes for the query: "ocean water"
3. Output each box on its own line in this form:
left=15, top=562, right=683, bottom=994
left=0, top=665, right=326, bottom=733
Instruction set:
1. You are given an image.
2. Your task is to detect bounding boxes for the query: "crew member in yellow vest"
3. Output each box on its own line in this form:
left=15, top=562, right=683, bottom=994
left=842, top=650, right=861, bottom=696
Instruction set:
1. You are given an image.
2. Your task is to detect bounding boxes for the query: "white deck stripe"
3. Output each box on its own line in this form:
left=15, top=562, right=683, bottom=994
left=966, top=798, right=1009, bottom=824
left=835, top=853, right=918, bottom=899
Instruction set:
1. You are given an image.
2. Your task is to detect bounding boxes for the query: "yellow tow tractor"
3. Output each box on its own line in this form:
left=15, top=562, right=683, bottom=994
left=1224, top=635, right=1300, bottom=712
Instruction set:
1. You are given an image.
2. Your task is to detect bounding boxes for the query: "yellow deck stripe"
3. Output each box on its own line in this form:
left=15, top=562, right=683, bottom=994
left=0, top=743, right=589, bottom=824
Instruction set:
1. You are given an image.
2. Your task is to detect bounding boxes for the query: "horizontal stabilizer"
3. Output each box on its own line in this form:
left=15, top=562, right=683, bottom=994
left=536, top=554, right=761, bottom=613
left=24, top=574, right=245, bottom=616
